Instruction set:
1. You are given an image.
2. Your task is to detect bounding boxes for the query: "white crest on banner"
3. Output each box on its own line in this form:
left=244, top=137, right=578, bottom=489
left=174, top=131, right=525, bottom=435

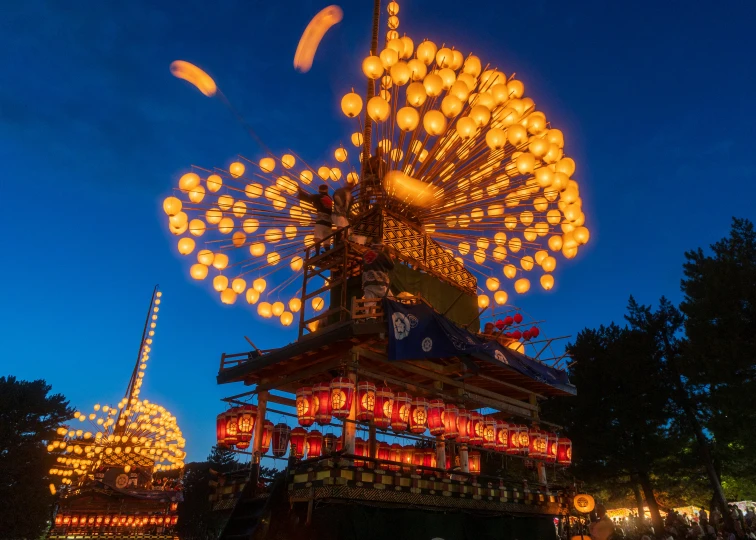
left=494, top=350, right=508, bottom=364
left=422, top=337, right=433, bottom=352
left=392, top=312, right=411, bottom=340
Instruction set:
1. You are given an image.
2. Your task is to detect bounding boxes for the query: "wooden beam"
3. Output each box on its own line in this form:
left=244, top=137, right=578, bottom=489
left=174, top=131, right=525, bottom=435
left=256, top=357, right=345, bottom=392
left=354, top=347, right=537, bottom=413
left=407, top=359, right=466, bottom=376
left=267, top=394, right=296, bottom=407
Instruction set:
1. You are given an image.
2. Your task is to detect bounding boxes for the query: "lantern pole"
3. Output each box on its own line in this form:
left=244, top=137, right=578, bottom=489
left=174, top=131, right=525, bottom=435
left=435, top=435, right=446, bottom=471
left=459, top=443, right=470, bottom=473
left=252, top=390, right=269, bottom=464
left=343, top=371, right=358, bottom=455
left=368, top=422, right=377, bottom=459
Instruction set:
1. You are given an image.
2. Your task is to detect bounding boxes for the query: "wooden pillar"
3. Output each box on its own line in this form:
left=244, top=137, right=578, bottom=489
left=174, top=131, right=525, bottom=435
left=436, top=436, right=446, bottom=470
left=368, top=422, right=377, bottom=460
left=343, top=372, right=357, bottom=455
left=252, top=391, right=269, bottom=464
left=530, top=393, right=547, bottom=485
left=459, top=443, right=469, bottom=473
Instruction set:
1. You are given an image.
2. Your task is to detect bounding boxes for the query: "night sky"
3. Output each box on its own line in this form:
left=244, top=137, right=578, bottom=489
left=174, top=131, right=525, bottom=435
left=2, top=0, right=754, bottom=463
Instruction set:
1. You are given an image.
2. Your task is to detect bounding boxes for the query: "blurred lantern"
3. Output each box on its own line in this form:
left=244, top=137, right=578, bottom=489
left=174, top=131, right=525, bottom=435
left=529, top=428, right=546, bottom=459
left=469, top=412, right=484, bottom=445
left=272, top=423, right=291, bottom=457
left=313, top=382, right=332, bottom=425
left=354, top=438, right=368, bottom=467
left=443, top=403, right=459, bottom=439
left=557, top=437, right=572, bottom=465
left=295, top=387, right=315, bottom=427
left=495, top=421, right=509, bottom=452
left=290, top=427, right=307, bottom=459
left=373, top=387, right=394, bottom=429
left=514, top=313, right=524, bottom=324
left=330, top=377, right=355, bottom=419
left=389, top=443, right=402, bottom=471
left=423, top=448, right=437, bottom=471
left=306, top=430, right=323, bottom=458
left=216, top=412, right=228, bottom=446
left=322, top=433, right=337, bottom=454
left=400, top=445, right=415, bottom=467
left=356, top=381, right=376, bottom=421
left=235, top=405, right=256, bottom=450
left=391, top=391, right=411, bottom=431
left=468, top=450, right=481, bottom=475
left=456, top=408, right=471, bottom=443
left=224, top=408, right=239, bottom=446
left=545, top=432, right=558, bottom=463
left=409, top=397, right=428, bottom=433
left=261, top=420, right=274, bottom=453
left=427, top=399, right=446, bottom=436
left=518, top=425, right=531, bottom=455
left=483, top=416, right=497, bottom=449
left=377, top=441, right=391, bottom=462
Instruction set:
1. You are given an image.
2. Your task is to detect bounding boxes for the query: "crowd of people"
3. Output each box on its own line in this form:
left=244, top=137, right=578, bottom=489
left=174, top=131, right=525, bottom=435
left=568, top=504, right=756, bottom=540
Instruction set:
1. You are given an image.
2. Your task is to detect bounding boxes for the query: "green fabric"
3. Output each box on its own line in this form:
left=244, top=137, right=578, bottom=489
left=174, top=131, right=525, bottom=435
left=390, top=264, right=480, bottom=332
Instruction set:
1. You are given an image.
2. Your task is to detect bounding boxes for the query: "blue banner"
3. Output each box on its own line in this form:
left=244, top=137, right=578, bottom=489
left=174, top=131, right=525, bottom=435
left=385, top=299, right=572, bottom=390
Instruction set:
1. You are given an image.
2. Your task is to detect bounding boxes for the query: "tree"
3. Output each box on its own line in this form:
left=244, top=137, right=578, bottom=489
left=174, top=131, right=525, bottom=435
left=207, top=444, right=239, bottom=473
left=679, top=218, right=756, bottom=488
left=0, top=376, right=74, bottom=539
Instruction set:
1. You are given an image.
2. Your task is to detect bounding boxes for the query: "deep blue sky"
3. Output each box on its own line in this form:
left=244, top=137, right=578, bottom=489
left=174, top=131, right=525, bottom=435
left=2, top=0, right=754, bottom=462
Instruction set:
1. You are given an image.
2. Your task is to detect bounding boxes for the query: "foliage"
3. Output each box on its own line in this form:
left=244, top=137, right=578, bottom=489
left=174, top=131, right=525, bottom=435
left=0, top=376, right=74, bottom=540
left=207, top=444, right=239, bottom=473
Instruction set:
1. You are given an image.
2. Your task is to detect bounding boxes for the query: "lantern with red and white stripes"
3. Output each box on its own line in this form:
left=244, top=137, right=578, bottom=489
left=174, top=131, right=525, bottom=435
left=557, top=437, right=572, bottom=465
left=224, top=408, right=239, bottom=446
left=216, top=412, right=229, bottom=446
left=356, top=381, right=376, bottom=421
left=482, top=416, right=497, bottom=449
left=528, top=428, right=545, bottom=458
left=235, top=405, right=256, bottom=450
left=261, top=420, right=274, bottom=453
left=330, top=377, right=355, bottom=419
left=295, top=387, right=315, bottom=427
left=391, top=392, right=411, bottom=432
left=427, top=399, right=446, bottom=436
left=306, top=430, right=323, bottom=458
left=507, top=424, right=521, bottom=454
left=546, top=432, right=558, bottom=463
left=313, top=382, right=332, bottom=425
left=495, top=420, right=509, bottom=452
left=469, top=411, right=484, bottom=445
left=456, top=408, right=471, bottom=443
left=373, top=387, right=394, bottom=429
left=409, top=397, right=429, bottom=433
left=290, top=427, right=307, bottom=458
left=443, top=403, right=459, bottom=439
left=271, top=423, right=291, bottom=457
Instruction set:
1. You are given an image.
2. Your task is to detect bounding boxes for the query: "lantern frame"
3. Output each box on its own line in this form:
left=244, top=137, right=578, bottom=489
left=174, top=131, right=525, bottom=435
left=468, top=450, right=481, bottom=475
left=356, top=381, right=376, bottom=421
left=271, top=422, right=291, bottom=457
left=557, top=437, right=572, bottom=466
left=295, top=387, right=315, bottom=427
left=224, top=408, right=239, bottom=446
left=391, top=391, right=411, bottom=432
left=495, top=420, right=509, bottom=452
left=409, top=396, right=429, bottom=434
left=290, top=427, right=307, bottom=458
left=306, top=430, right=323, bottom=458
left=236, top=404, right=256, bottom=447
left=373, top=386, right=394, bottom=429
left=312, top=382, right=332, bottom=425
left=427, top=399, right=446, bottom=436
left=443, top=403, right=459, bottom=439
left=469, top=411, right=484, bottom=445
left=482, top=416, right=497, bottom=449
left=330, top=377, right=355, bottom=419
left=546, top=432, right=558, bottom=463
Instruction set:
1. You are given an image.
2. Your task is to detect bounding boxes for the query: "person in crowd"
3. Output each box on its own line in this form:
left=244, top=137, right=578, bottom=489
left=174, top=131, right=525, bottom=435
left=297, top=184, right=333, bottom=253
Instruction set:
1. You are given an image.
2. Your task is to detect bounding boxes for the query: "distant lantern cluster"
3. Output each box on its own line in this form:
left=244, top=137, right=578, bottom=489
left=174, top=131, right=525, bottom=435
left=163, top=0, right=590, bottom=327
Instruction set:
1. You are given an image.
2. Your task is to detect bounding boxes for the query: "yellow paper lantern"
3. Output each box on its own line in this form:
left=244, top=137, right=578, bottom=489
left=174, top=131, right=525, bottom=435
left=229, top=162, right=245, bottom=178
left=267, top=252, right=281, bottom=265
left=423, top=110, right=447, bottom=135
left=441, top=95, right=463, bottom=118
left=474, top=249, right=486, bottom=264
left=508, top=237, right=522, bottom=253
left=280, top=311, right=294, bottom=326
left=486, top=277, right=500, bottom=291
left=514, top=278, right=531, bottom=294
left=362, top=55, right=384, bottom=79
left=416, top=40, right=437, bottom=65
left=218, top=217, right=234, bottom=234
left=289, top=297, right=302, bottom=313
left=177, top=237, right=195, bottom=255
left=220, top=288, right=237, bottom=305
left=207, top=174, right=223, bottom=192
left=367, top=96, right=391, bottom=122
left=179, top=172, right=200, bottom=192
left=396, top=106, right=420, bottom=131
left=245, top=289, right=260, bottom=304
left=485, top=128, right=506, bottom=150
left=390, top=61, right=411, bottom=85
left=197, top=249, right=214, bottom=265
left=540, top=274, right=555, bottom=290
left=231, top=278, right=247, bottom=294
left=406, top=82, right=427, bottom=107
left=257, top=302, right=273, bottom=318
left=188, top=184, right=205, bottom=203
left=520, top=256, right=534, bottom=271
left=341, top=92, right=363, bottom=118
left=573, top=226, right=590, bottom=245
left=312, top=297, right=325, bottom=311
left=259, top=157, right=276, bottom=173
left=212, top=253, right=229, bottom=270
left=281, top=154, right=296, bottom=169
left=249, top=243, right=266, bottom=257
left=494, top=291, right=508, bottom=305
left=423, top=73, right=443, bottom=97
left=478, top=294, right=490, bottom=309
left=379, top=47, right=399, bottom=68
left=213, top=275, right=228, bottom=292
left=548, top=235, right=563, bottom=252
left=190, top=264, right=208, bottom=280
left=272, top=302, right=285, bottom=317
left=162, top=197, right=182, bottom=216
left=456, top=117, right=476, bottom=139
left=503, top=264, right=517, bottom=279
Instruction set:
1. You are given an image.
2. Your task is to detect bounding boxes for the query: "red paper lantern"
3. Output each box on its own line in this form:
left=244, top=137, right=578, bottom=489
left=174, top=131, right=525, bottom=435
left=412, top=448, right=425, bottom=468
left=88, top=515, right=95, bottom=525
left=518, top=425, right=531, bottom=455
left=356, top=381, right=376, bottom=421
left=102, top=516, right=109, bottom=525
left=495, top=319, right=505, bottom=330
left=507, top=424, right=520, bottom=454
left=216, top=412, right=228, bottom=446
left=423, top=448, right=437, bottom=472
left=290, top=427, right=307, bottom=458
left=495, top=420, right=509, bottom=452
left=62, top=516, right=71, bottom=525
left=322, top=433, right=337, bottom=454
left=503, top=315, right=514, bottom=326
left=354, top=437, right=368, bottom=466
left=409, top=397, right=429, bottom=433
left=523, top=330, right=532, bottom=340
left=71, top=516, right=79, bottom=526
left=511, top=330, right=522, bottom=340
left=528, top=428, right=545, bottom=458
left=306, top=430, right=323, bottom=458
left=530, top=326, right=540, bottom=338
left=469, top=411, right=484, bottom=445
left=427, top=399, right=446, bottom=435
left=55, top=515, right=62, bottom=526
left=261, top=420, right=274, bottom=453
left=236, top=404, right=256, bottom=449
left=149, top=516, right=156, bottom=525
left=400, top=445, right=415, bottom=466
left=391, top=391, right=411, bottom=431
left=468, top=450, right=481, bottom=475
left=374, top=387, right=394, bottom=429
left=330, top=377, right=355, bottom=419
left=443, top=403, right=459, bottom=439
left=482, top=416, right=497, bottom=449
left=514, top=313, right=523, bottom=324
left=171, top=516, right=179, bottom=525
left=295, top=387, right=315, bottom=427
left=224, top=408, right=239, bottom=446
left=313, top=382, right=332, bottom=425
left=389, top=443, right=402, bottom=470
left=271, top=423, right=291, bottom=457
left=377, top=441, right=391, bottom=462
left=546, top=432, right=558, bottom=463
left=557, top=437, right=572, bottom=465
left=456, top=408, right=471, bottom=443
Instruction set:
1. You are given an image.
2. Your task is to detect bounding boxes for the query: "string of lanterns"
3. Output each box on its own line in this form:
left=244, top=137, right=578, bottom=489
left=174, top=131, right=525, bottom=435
left=54, top=514, right=178, bottom=528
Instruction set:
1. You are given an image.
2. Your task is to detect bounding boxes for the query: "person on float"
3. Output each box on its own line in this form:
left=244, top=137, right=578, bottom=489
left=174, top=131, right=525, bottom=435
left=332, top=175, right=357, bottom=242
left=297, top=184, right=333, bottom=253
left=361, top=242, right=394, bottom=314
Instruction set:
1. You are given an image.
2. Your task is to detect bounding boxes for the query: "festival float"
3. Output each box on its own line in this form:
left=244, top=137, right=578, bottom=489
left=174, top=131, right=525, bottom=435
left=162, top=1, right=588, bottom=538
left=46, top=288, right=185, bottom=540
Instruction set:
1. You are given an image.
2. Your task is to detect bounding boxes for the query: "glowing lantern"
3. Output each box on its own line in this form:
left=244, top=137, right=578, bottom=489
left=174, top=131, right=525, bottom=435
left=330, top=377, right=355, bottom=419
left=423, top=110, right=447, bottom=135
left=306, top=430, right=323, bottom=458
left=377, top=441, right=391, bottom=463
left=367, top=96, right=390, bottom=122
left=257, top=302, right=272, bottom=318
left=557, top=437, right=572, bottom=465
left=224, top=408, right=239, bottom=446
left=190, top=264, right=208, bottom=280
left=443, top=403, right=459, bottom=439
left=373, top=387, right=394, bottom=429
left=427, top=399, right=445, bottom=436
left=468, top=450, right=481, bottom=475
left=456, top=408, right=471, bottom=443
left=396, top=106, right=420, bottom=131
left=514, top=278, right=531, bottom=294
left=216, top=412, right=228, bottom=446
left=295, top=387, right=315, bottom=427
left=494, top=291, right=508, bottom=305
left=290, top=427, right=307, bottom=459
left=391, top=391, right=411, bottom=431
left=546, top=432, right=558, bottom=463
left=409, top=397, right=428, bottom=433
left=312, top=382, right=332, bottom=425
left=406, top=82, right=427, bottom=107
left=529, top=428, right=547, bottom=459
left=341, top=92, right=363, bottom=118
left=483, top=416, right=497, bottom=449
left=235, top=405, right=255, bottom=450
left=477, top=294, right=490, bottom=309
left=261, top=420, right=273, bottom=453
left=356, top=381, right=376, bottom=421
left=486, top=277, right=500, bottom=291
left=517, top=425, right=531, bottom=455
left=322, top=433, right=337, bottom=455
left=541, top=274, right=555, bottom=290
left=469, top=412, right=484, bottom=445
left=163, top=196, right=182, bottom=216
left=495, top=421, right=509, bottom=452
left=271, top=423, right=291, bottom=457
